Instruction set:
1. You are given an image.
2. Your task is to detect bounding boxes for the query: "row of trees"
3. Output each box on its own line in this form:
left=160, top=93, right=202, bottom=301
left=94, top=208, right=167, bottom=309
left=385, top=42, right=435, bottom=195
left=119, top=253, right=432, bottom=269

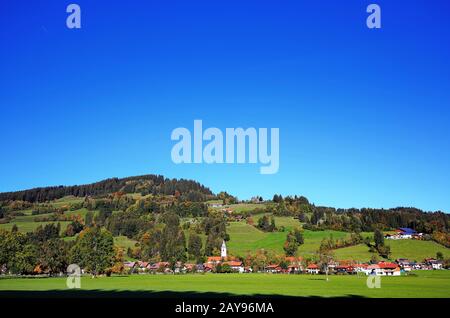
left=0, top=225, right=117, bottom=276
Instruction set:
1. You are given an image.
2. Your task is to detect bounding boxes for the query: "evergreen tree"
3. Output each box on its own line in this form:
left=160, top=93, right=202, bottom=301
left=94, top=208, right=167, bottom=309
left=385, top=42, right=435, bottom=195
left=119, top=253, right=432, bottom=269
left=374, top=229, right=384, bottom=247
left=188, top=233, right=203, bottom=260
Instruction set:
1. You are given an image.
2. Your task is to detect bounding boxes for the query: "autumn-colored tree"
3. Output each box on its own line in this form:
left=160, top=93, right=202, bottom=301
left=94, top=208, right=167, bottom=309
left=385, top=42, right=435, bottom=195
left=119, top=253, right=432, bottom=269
left=70, top=227, right=115, bottom=276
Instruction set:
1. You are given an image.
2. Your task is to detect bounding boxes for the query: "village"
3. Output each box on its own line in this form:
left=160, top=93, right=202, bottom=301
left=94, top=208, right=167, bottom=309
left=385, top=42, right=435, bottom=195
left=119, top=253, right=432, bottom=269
left=124, top=236, right=445, bottom=277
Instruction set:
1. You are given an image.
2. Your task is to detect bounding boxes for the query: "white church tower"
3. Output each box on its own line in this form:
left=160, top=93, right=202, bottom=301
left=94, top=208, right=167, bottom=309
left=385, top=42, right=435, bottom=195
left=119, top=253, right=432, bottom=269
left=221, top=240, right=227, bottom=258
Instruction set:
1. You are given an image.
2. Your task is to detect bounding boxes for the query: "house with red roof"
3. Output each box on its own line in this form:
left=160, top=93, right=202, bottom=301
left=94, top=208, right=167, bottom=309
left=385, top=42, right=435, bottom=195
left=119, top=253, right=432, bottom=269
left=335, top=265, right=355, bottom=274
left=223, top=260, right=245, bottom=273
left=266, top=264, right=282, bottom=273
left=354, top=263, right=369, bottom=273
left=366, top=262, right=401, bottom=276
left=285, top=256, right=303, bottom=273
left=206, top=256, right=224, bottom=265
left=306, top=263, right=320, bottom=274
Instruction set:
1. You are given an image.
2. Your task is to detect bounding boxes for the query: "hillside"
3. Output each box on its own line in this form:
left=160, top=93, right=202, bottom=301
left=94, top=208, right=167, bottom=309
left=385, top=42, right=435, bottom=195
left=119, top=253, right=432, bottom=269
left=1, top=175, right=449, bottom=265
left=0, top=175, right=213, bottom=203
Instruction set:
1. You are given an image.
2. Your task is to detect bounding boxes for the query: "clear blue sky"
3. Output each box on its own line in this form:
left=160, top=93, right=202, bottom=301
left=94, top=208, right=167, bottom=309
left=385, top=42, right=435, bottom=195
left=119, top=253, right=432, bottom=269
left=1, top=1, right=449, bottom=212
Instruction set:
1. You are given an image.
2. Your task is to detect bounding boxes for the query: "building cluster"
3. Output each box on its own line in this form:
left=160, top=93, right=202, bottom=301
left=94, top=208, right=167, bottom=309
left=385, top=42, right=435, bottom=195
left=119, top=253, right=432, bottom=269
left=385, top=228, right=423, bottom=240
left=122, top=240, right=445, bottom=276
left=122, top=257, right=444, bottom=276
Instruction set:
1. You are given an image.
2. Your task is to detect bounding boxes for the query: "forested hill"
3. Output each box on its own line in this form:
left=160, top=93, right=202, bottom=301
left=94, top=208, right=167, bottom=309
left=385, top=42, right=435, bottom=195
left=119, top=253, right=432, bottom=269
left=0, top=175, right=214, bottom=203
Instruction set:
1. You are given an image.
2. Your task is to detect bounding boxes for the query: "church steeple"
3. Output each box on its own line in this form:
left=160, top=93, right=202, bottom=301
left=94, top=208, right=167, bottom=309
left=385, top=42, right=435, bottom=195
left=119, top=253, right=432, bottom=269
left=221, top=240, right=227, bottom=258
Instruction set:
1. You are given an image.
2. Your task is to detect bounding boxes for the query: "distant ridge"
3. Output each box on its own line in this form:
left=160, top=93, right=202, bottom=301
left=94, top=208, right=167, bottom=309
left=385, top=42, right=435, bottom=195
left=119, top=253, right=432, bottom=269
left=0, top=174, right=214, bottom=203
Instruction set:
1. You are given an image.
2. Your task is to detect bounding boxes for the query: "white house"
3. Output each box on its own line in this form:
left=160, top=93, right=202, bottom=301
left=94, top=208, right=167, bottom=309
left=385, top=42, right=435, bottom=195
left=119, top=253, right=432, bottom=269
left=306, top=264, right=320, bottom=274
left=425, top=258, right=443, bottom=270
left=366, top=262, right=401, bottom=276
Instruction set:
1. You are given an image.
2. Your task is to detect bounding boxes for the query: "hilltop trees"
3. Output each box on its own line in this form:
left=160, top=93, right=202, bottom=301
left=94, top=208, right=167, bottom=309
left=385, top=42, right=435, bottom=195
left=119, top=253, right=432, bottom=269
left=0, top=175, right=214, bottom=203
left=217, top=191, right=238, bottom=205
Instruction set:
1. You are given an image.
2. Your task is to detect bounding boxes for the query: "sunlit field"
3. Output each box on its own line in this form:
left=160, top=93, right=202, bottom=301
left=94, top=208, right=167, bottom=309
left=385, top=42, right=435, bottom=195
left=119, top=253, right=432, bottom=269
left=0, top=271, right=449, bottom=298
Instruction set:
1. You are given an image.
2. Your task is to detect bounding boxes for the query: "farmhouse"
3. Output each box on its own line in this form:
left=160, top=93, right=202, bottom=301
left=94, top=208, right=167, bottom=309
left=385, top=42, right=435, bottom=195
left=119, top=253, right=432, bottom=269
left=385, top=228, right=422, bottom=240
left=335, top=265, right=355, bottom=275
left=354, top=263, right=369, bottom=273
left=124, top=261, right=136, bottom=268
left=286, top=256, right=303, bottom=273
left=147, top=262, right=170, bottom=273
left=306, top=263, right=320, bottom=274
left=366, top=262, right=401, bottom=276
left=425, top=258, right=444, bottom=270
left=396, top=259, right=414, bottom=272
left=206, top=256, right=223, bottom=265
left=223, top=261, right=245, bottom=273
left=266, top=264, right=281, bottom=273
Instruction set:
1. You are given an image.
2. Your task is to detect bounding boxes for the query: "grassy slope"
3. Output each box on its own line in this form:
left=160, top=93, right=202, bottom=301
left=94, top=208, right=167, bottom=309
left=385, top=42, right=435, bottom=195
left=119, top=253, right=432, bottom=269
left=213, top=203, right=268, bottom=213
left=0, top=196, right=88, bottom=234
left=114, top=236, right=138, bottom=250
left=226, top=220, right=349, bottom=257
left=333, top=240, right=450, bottom=262
left=228, top=216, right=450, bottom=261
left=0, top=219, right=71, bottom=234
left=0, top=271, right=449, bottom=298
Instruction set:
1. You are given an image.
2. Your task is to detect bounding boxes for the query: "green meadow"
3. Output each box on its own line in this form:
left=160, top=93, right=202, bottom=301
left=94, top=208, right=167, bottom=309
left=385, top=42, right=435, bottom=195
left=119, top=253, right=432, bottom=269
left=0, top=219, right=71, bottom=234
left=0, top=271, right=449, bottom=298
left=227, top=220, right=350, bottom=257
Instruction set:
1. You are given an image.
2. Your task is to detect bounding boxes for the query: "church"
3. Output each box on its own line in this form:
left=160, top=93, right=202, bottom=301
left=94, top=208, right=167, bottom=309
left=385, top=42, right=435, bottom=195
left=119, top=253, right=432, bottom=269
left=221, top=240, right=227, bottom=258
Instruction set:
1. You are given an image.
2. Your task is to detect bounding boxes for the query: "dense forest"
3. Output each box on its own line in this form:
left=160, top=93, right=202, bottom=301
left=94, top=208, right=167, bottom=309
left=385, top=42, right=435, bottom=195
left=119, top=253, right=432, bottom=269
left=0, top=175, right=214, bottom=203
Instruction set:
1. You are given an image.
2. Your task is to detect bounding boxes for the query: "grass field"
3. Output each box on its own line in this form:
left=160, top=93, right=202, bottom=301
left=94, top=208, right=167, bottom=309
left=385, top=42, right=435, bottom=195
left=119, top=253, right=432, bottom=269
left=0, top=271, right=449, bottom=298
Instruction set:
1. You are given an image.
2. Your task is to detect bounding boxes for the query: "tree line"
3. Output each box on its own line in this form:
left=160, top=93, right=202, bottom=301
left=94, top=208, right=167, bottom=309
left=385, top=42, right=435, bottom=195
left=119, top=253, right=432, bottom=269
left=0, top=175, right=214, bottom=203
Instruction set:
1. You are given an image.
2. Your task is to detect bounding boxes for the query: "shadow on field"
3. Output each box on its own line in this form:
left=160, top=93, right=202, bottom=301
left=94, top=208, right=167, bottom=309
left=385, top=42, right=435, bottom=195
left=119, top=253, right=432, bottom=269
left=0, top=289, right=367, bottom=299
